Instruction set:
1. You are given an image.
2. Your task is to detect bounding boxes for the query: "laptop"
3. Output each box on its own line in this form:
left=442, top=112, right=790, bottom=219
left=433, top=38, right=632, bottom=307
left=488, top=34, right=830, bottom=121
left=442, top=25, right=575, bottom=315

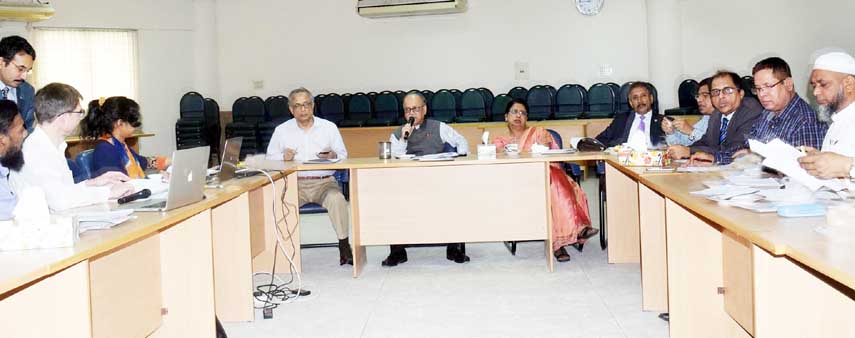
left=210, top=137, right=242, bottom=184
left=120, top=146, right=209, bottom=212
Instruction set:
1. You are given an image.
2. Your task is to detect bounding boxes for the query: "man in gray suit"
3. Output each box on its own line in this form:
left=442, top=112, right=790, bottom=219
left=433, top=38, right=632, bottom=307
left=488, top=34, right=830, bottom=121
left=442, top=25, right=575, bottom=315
left=0, top=36, right=36, bottom=132
left=688, top=71, right=763, bottom=166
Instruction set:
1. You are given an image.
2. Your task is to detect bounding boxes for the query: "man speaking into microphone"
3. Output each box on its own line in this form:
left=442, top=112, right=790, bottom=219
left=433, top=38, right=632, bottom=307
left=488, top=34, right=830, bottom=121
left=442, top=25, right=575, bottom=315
left=383, top=91, right=470, bottom=267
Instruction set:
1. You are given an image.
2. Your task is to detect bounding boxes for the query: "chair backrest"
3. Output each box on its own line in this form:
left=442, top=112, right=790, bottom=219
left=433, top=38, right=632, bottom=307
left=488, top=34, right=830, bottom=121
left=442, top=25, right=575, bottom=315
left=587, top=83, right=616, bottom=118
left=264, top=95, right=291, bottom=122
left=430, top=90, right=457, bottom=123
left=341, top=93, right=352, bottom=114
left=555, top=84, right=586, bottom=118
left=545, top=129, right=563, bottom=149
left=741, top=75, right=756, bottom=99
left=477, top=87, right=494, bottom=110
left=459, top=89, right=486, bottom=120
left=677, top=79, right=699, bottom=109
left=394, top=91, right=407, bottom=113
left=420, top=90, right=434, bottom=110
left=617, top=82, right=634, bottom=114
left=204, top=98, right=220, bottom=127
left=243, top=96, right=267, bottom=123
left=179, top=92, right=206, bottom=120
left=320, top=94, right=345, bottom=124
left=544, top=85, right=557, bottom=99
left=606, top=83, right=621, bottom=99
left=347, top=93, right=373, bottom=120
left=230, top=97, right=247, bottom=122
left=508, top=86, right=528, bottom=101
left=373, top=92, right=399, bottom=120
left=74, top=149, right=95, bottom=182
left=449, top=89, right=463, bottom=108
left=526, top=86, right=554, bottom=120
left=491, top=94, right=512, bottom=121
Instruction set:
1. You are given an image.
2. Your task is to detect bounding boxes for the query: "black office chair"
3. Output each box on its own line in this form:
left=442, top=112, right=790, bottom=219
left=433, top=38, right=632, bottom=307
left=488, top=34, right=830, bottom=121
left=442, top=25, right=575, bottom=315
left=456, top=88, right=487, bottom=123
left=555, top=84, right=586, bottom=119
left=587, top=83, right=617, bottom=119
left=664, top=79, right=699, bottom=116
left=526, top=85, right=554, bottom=121
left=300, top=170, right=352, bottom=249
left=339, top=93, right=372, bottom=128
left=491, top=94, right=512, bottom=122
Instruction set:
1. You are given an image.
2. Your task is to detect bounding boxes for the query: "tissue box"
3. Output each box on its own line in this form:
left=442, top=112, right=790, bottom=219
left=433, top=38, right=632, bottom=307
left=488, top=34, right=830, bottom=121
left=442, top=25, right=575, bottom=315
left=618, top=149, right=665, bottom=166
left=477, top=144, right=497, bottom=159
left=0, top=215, right=77, bottom=251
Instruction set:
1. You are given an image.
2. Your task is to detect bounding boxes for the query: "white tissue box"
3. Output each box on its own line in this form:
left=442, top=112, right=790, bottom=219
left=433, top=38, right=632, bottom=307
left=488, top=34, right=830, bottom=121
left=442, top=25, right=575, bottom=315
left=0, top=215, right=77, bottom=251
left=477, top=144, right=497, bottom=159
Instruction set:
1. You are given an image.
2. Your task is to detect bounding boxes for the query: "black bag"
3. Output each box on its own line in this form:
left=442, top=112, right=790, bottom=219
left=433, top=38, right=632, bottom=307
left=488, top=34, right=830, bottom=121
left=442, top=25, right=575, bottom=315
left=577, top=137, right=606, bottom=152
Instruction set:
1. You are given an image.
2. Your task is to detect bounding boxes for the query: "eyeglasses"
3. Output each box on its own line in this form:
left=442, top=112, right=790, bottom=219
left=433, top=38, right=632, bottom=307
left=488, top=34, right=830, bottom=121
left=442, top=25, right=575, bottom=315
left=8, top=61, right=32, bottom=75
left=751, top=79, right=785, bottom=95
left=404, top=105, right=425, bottom=113
left=694, top=92, right=711, bottom=100
left=710, top=87, right=737, bottom=97
left=63, top=109, right=86, bottom=117
left=289, top=102, right=313, bottom=110
left=508, top=109, right=528, bottom=116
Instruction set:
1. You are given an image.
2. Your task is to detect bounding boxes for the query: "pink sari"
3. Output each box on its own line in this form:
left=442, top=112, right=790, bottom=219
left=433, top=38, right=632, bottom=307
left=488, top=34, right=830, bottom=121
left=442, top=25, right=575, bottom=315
left=493, top=127, right=592, bottom=251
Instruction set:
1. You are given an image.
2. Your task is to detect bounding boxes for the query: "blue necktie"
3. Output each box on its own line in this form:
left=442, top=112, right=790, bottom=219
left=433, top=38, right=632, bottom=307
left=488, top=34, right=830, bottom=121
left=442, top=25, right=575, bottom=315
left=719, top=117, right=729, bottom=144
left=0, top=87, right=8, bottom=101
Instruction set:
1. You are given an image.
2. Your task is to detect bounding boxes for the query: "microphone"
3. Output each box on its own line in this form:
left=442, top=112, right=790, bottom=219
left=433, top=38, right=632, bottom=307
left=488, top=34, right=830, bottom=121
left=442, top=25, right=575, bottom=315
left=403, top=117, right=415, bottom=140
left=118, top=188, right=151, bottom=204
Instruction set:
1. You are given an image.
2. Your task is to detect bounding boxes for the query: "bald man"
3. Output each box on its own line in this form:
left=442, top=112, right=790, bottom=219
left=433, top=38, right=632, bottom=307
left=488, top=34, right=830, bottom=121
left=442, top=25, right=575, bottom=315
left=798, top=51, right=855, bottom=179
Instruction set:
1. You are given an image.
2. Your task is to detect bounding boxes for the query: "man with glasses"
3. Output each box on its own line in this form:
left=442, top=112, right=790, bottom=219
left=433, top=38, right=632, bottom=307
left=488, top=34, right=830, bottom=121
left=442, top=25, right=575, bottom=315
left=729, top=57, right=826, bottom=158
left=595, top=81, right=665, bottom=148
left=0, top=36, right=36, bottom=132
left=382, top=91, right=469, bottom=267
left=10, top=83, right=134, bottom=211
left=686, top=71, right=763, bottom=165
left=265, top=87, right=353, bottom=266
left=664, top=77, right=714, bottom=150
left=798, top=51, right=855, bottom=179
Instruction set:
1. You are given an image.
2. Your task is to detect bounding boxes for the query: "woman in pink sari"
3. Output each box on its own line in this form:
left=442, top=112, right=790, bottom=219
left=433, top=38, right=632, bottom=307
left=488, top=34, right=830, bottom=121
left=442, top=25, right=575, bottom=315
left=493, top=99, right=598, bottom=262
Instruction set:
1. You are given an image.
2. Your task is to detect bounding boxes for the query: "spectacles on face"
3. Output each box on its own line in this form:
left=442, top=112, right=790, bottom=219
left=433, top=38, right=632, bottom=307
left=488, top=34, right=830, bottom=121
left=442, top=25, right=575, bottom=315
left=710, top=87, right=737, bottom=97
left=289, top=102, right=313, bottom=111
left=751, top=79, right=785, bottom=95
left=8, top=61, right=32, bottom=76
left=63, top=108, right=86, bottom=117
left=508, top=109, right=528, bottom=116
left=694, top=92, right=711, bottom=100
left=404, top=105, right=425, bottom=114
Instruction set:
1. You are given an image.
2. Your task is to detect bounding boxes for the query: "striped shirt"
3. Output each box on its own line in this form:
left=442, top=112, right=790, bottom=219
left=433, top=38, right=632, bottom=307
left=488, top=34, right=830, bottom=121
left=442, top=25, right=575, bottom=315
left=739, top=94, right=826, bottom=159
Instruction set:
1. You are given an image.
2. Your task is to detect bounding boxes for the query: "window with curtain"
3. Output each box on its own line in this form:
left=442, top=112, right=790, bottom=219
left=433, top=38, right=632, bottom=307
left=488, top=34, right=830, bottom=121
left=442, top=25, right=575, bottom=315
left=31, top=28, right=139, bottom=105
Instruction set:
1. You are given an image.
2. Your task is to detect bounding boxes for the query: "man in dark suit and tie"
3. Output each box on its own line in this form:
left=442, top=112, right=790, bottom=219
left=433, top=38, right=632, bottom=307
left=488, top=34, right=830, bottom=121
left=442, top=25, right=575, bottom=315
left=687, top=71, right=763, bottom=165
left=0, top=36, right=36, bottom=133
left=595, top=82, right=665, bottom=148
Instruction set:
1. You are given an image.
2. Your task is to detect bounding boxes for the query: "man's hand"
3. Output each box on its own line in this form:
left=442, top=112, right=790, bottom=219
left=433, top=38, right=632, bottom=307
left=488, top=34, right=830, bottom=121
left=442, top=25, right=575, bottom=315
left=109, top=182, right=135, bottom=199
left=401, top=124, right=414, bottom=140
left=317, top=150, right=337, bottom=159
left=667, top=145, right=691, bottom=159
left=732, top=149, right=751, bottom=159
left=672, top=119, right=694, bottom=135
left=86, top=171, right=130, bottom=187
left=283, top=148, right=296, bottom=161
left=661, top=119, right=674, bottom=135
left=798, top=151, right=853, bottom=179
left=688, top=152, right=715, bottom=166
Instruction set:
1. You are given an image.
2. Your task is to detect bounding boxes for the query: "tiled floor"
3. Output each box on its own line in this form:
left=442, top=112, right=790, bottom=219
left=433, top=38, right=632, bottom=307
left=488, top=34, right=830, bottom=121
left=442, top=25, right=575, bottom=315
left=223, top=177, right=669, bottom=338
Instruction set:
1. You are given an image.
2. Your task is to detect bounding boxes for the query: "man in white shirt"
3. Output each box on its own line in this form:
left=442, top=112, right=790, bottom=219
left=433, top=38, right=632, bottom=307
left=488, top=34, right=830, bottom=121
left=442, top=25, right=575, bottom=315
left=798, top=51, right=855, bottom=179
left=10, top=83, right=133, bottom=211
left=265, top=87, right=352, bottom=265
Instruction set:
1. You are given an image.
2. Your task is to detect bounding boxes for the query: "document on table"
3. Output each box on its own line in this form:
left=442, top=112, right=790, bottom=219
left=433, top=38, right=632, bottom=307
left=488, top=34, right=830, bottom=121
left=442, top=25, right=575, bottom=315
left=749, top=139, right=847, bottom=191
left=303, top=158, right=342, bottom=164
left=130, top=178, right=169, bottom=196
left=415, top=152, right=458, bottom=161
left=78, top=209, right=136, bottom=233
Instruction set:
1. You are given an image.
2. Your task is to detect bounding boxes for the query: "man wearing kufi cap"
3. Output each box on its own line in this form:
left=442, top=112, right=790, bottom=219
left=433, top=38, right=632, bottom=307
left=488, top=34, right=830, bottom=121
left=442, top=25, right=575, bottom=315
left=798, top=51, right=855, bottom=179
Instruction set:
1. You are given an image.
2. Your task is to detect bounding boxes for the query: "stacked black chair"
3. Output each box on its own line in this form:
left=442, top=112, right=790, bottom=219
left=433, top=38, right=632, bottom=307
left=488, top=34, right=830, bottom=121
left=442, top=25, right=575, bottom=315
left=341, top=93, right=352, bottom=115
left=456, top=88, right=487, bottom=122
left=394, top=90, right=407, bottom=111
left=526, top=85, right=554, bottom=120
left=203, top=98, right=221, bottom=164
left=617, top=82, right=634, bottom=115
left=477, top=87, right=494, bottom=113
left=544, top=85, right=557, bottom=100
left=555, top=84, right=586, bottom=119
left=664, top=79, right=699, bottom=116
left=366, top=92, right=399, bottom=126
left=175, top=92, right=209, bottom=152
left=225, top=96, right=265, bottom=158
left=340, top=93, right=372, bottom=127
left=647, top=83, right=660, bottom=114
left=313, top=94, right=326, bottom=117
left=587, top=83, right=617, bottom=118
left=366, top=91, right=378, bottom=106
left=491, top=94, right=512, bottom=121
left=606, top=82, right=621, bottom=100
left=320, top=94, right=346, bottom=126
left=449, top=89, right=463, bottom=112
left=420, top=90, right=434, bottom=110
left=430, top=90, right=457, bottom=123
left=508, top=86, right=528, bottom=101
left=258, top=95, right=290, bottom=153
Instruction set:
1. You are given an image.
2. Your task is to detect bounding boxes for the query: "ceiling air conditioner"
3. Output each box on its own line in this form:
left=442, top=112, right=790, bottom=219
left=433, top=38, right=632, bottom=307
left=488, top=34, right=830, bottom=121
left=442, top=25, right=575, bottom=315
left=0, top=1, right=55, bottom=22
left=357, top=0, right=467, bottom=18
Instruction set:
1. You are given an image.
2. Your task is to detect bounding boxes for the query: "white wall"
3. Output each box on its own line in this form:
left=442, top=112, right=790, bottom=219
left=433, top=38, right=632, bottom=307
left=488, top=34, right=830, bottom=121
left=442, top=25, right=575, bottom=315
left=215, top=0, right=650, bottom=106
left=680, top=0, right=855, bottom=99
left=16, top=0, right=197, bottom=156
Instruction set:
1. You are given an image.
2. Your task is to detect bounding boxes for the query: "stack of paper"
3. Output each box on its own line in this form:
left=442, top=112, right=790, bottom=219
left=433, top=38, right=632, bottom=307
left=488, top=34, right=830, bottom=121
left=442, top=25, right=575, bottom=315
left=416, top=152, right=458, bottom=161
left=77, top=209, right=135, bottom=233
left=749, top=139, right=847, bottom=191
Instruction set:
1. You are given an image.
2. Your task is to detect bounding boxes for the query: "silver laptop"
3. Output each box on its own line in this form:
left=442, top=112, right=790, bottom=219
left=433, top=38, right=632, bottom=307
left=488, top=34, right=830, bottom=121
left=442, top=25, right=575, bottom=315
left=121, top=146, right=209, bottom=212
left=214, top=137, right=242, bottom=183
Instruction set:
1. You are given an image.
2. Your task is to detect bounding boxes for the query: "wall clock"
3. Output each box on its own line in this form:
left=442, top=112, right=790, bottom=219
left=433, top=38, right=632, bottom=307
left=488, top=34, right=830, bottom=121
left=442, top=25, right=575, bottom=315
left=576, top=0, right=604, bottom=16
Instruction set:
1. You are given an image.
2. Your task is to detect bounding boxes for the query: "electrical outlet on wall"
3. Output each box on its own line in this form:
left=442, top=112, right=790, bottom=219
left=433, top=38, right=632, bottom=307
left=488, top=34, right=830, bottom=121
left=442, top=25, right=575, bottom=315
left=514, top=62, right=530, bottom=80
left=252, top=80, right=264, bottom=90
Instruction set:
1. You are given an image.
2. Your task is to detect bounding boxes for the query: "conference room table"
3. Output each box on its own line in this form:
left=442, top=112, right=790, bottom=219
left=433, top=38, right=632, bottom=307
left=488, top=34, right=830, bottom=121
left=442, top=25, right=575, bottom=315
left=2, top=152, right=855, bottom=337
